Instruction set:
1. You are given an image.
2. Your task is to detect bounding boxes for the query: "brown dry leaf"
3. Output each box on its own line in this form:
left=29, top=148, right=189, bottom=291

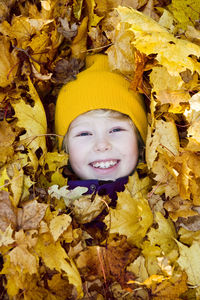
left=130, top=49, right=147, bottom=92
left=70, top=194, right=110, bottom=224
left=17, top=199, right=48, bottom=231
left=142, top=0, right=159, bottom=21
left=0, top=190, right=17, bottom=231
left=52, top=57, right=84, bottom=84
left=88, top=25, right=109, bottom=52
left=76, top=236, right=139, bottom=285
left=0, top=36, right=19, bottom=87
left=151, top=271, right=188, bottom=300
left=148, top=194, right=165, bottom=216
left=0, top=120, right=18, bottom=166
left=95, top=0, right=147, bottom=16
left=176, top=213, right=200, bottom=232
left=164, top=196, right=197, bottom=222
left=127, top=255, right=149, bottom=282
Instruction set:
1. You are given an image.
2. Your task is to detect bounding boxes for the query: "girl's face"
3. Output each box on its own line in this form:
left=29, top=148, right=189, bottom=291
left=67, top=114, right=139, bottom=180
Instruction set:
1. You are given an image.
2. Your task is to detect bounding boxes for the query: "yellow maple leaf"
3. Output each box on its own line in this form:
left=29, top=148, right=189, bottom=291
left=116, top=6, right=200, bottom=76
left=184, top=92, right=200, bottom=145
left=12, top=77, right=47, bottom=156
left=147, top=212, right=178, bottom=261
left=104, top=185, right=153, bottom=247
left=167, top=0, right=200, bottom=30
left=106, top=20, right=136, bottom=75
left=85, top=0, right=103, bottom=28
left=176, top=240, right=200, bottom=297
left=50, top=214, right=72, bottom=242
left=35, top=236, right=83, bottom=298
left=7, top=162, right=24, bottom=207
left=71, top=16, right=88, bottom=61
left=127, top=255, right=149, bottom=282
left=0, top=225, right=15, bottom=247
left=146, top=119, right=179, bottom=169
left=9, top=244, right=38, bottom=274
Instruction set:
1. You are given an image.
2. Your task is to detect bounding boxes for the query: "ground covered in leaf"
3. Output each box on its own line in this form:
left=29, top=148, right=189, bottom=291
left=1, top=0, right=200, bottom=299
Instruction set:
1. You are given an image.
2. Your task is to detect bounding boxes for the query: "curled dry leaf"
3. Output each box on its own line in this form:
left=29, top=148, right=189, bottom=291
left=70, top=194, right=111, bottom=224
left=52, top=57, right=84, bottom=84
left=164, top=196, right=198, bottom=222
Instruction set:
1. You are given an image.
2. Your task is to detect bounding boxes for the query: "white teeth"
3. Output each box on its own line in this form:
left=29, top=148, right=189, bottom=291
left=91, top=160, right=118, bottom=169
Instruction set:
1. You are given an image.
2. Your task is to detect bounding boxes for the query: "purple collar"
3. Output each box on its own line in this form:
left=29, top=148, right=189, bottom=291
left=67, top=176, right=128, bottom=201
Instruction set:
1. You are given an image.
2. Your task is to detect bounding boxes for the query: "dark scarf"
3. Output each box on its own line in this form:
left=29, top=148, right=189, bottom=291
left=67, top=176, right=129, bottom=201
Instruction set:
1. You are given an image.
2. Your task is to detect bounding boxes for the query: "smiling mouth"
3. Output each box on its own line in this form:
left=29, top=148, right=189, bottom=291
left=90, top=159, right=119, bottom=169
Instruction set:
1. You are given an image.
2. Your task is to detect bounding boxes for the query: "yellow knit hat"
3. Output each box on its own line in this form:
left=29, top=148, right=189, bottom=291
left=55, top=54, right=147, bottom=147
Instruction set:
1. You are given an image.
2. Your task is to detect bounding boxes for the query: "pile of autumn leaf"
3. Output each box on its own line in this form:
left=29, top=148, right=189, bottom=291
left=1, top=0, right=200, bottom=299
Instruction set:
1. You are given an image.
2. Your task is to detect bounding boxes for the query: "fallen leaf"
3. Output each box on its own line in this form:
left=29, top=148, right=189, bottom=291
left=52, top=57, right=84, bottom=84
left=48, top=184, right=88, bottom=205
left=50, top=214, right=72, bottom=241
left=9, top=244, right=38, bottom=274
left=12, top=77, right=47, bottom=156
left=117, top=6, right=200, bottom=75
left=70, top=194, right=111, bottom=224
left=0, top=36, right=19, bottom=87
left=17, top=199, right=48, bottom=230
left=167, top=0, right=200, bottom=30
left=164, top=196, right=197, bottom=221
left=71, top=16, right=88, bottom=61
left=0, top=190, right=17, bottom=231
left=0, top=225, right=15, bottom=247
left=146, top=119, right=179, bottom=169
left=151, top=271, right=188, bottom=300
left=176, top=240, right=200, bottom=291
left=76, top=236, right=139, bottom=285
left=147, top=212, right=178, bottom=261
left=127, top=255, right=149, bottom=282
left=35, top=236, right=83, bottom=298
left=104, top=187, right=153, bottom=247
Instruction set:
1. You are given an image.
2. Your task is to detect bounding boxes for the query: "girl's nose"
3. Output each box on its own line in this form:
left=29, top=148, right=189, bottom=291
left=93, top=138, right=112, bottom=152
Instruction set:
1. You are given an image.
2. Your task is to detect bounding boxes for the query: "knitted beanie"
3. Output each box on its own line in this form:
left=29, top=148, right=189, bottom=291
left=55, top=54, right=147, bottom=147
